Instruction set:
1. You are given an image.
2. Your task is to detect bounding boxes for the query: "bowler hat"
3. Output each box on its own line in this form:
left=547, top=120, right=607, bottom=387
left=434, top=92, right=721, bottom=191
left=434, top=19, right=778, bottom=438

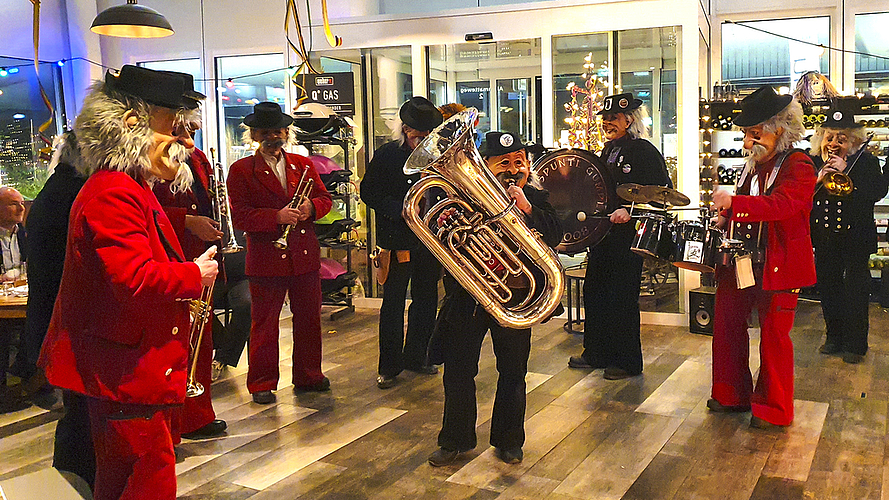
left=598, top=92, right=642, bottom=115
left=105, top=65, right=188, bottom=109
left=481, top=131, right=527, bottom=158
left=243, top=102, right=294, bottom=129
left=399, top=96, right=443, bottom=132
left=733, top=85, right=793, bottom=127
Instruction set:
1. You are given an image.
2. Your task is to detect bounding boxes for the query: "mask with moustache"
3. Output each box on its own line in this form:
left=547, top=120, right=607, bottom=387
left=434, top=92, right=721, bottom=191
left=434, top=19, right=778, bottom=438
left=743, top=143, right=769, bottom=163
left=496, top=171, right=526, bottom=189
left=262, top=139, right=285, bottom=151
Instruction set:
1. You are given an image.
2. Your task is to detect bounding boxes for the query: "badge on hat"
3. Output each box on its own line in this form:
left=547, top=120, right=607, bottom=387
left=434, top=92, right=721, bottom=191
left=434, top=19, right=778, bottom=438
left=833, top=111, right=843, bottom=121
left=619, top=98, right=629, bottom=108
left=500, top=134, right=514, bottom=148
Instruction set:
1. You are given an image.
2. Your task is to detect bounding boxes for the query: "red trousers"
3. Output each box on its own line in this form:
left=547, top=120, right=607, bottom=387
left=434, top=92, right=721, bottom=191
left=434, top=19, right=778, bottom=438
left=712, top=265, right=799, bottom=426
left=170, top=314, right=216, bottom=441
left=87, top=399, right=177, bottom=500
left=247, top=271, right=324, bottom=393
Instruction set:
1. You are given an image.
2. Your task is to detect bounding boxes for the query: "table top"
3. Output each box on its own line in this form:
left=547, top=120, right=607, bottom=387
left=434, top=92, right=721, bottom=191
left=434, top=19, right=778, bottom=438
left=0, top=290, right=27, bottom=319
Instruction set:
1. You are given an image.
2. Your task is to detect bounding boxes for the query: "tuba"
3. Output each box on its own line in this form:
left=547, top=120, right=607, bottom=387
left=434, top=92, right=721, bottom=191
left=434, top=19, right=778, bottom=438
left=403, top=108, right=564, bottom=329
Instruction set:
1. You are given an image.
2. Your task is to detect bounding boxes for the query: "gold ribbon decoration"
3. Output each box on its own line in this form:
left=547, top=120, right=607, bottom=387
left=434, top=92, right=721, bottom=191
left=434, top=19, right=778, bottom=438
left=284, top=1, right=344, bottom=106
left=30, top=0, right=55, bottom=134
left=320, top=0, right=342, bottom=48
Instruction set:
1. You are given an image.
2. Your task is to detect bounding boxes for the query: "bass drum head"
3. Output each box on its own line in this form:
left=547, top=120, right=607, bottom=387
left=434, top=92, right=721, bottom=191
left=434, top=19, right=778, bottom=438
left=533, top=148, right=614, bottom=255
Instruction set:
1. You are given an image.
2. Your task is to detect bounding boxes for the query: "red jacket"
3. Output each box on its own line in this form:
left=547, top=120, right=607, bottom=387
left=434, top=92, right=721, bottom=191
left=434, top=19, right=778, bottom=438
left=39, top=171, right=204, bottom=405
left=729, top=150, right=817, bottom=291
left=227, top=151, right=332, bottom=277
left=153, top=148, right=215, bottom=261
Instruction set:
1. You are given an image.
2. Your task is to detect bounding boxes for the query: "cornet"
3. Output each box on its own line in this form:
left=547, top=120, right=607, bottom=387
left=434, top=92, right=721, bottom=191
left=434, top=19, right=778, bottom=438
left=816, top=132, right=874, bottom=197
left=186, top=248, right=217, bottom=398
left=209, top=148, right=243, bottom=254
left=274, top=169, right=314, bottom=250
left=403, top=108, right=564, bottom=329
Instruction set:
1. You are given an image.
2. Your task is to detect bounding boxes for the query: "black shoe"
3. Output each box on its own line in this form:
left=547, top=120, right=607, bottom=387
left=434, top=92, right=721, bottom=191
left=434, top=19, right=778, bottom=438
left=377, top=375, right=398, bottom=389
left=843, top=353, right=865, bottom=364
left=252, top=390, right=276, bottom=404
left=181, top=419, right=228, bottom=439
left=568, top=355, right=605, bottom=369
left=405, top=364, right=439, bottom=375
left=295, top=377, right=331, bottom=392
left=750, top=415, right=788, bottom=430
left=819, top=342, right=842, bottom=355
left=495, top=447, right=523, bottom=464
left=603, top=367, right=640, bottom=380
left=428, top=447, right=460, bottom=467
left=706, top=398, right=751, bottom=413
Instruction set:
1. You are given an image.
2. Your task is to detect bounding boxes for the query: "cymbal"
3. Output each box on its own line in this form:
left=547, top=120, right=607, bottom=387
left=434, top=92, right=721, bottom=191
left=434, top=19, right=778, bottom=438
left=640, top=185, right=691, bottom=207
left=615, top=183, right=651, bottom=203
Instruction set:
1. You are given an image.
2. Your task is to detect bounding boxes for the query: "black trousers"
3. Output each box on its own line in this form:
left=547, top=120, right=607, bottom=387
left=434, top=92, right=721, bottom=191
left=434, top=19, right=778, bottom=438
left=378, top=245, right=440, bottom=377
left=212, top=278, right=252, bottom=367
left=814, top=234, right=872, bottom=355
left=582, top=229, right=644, bottom=374
left=54, top=391, right=96, bottom=490
left=437, top=294, right=530, bottom=452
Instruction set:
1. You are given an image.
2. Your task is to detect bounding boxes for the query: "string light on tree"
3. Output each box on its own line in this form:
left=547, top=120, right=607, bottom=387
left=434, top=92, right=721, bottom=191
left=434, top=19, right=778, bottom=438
left=563, top=53, right=610, bottom=153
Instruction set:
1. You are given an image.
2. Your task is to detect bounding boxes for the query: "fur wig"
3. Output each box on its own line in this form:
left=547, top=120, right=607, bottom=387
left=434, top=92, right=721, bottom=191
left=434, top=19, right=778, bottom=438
left=240, top=123, right=300, bottom=151
left=792, top=71, right=840, bottom=105
left=48, top=130, right=81, bottom=175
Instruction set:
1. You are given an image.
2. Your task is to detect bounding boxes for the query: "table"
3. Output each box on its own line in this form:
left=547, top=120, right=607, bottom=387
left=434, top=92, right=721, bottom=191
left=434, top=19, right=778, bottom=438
left=563, top=267, right=585, bottom=334
left=0, top=294, right=27, bottom=319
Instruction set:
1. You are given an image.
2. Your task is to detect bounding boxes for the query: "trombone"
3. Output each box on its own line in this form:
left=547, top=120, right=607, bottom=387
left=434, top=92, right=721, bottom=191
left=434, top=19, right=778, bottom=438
left=274, top=169, right=314, bottom=250
left=209, top=148, right=243, bottom=254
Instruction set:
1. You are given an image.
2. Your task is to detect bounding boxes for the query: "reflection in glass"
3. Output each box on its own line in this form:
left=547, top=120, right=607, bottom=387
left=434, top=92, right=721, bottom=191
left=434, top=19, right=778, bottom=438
left=854, top=12, right=889, bottom=97
left=363, top=46, right=412, bottom=152
left=0, top=56, right=64, bottom=198
left=215, top=53, right=287, bottom=169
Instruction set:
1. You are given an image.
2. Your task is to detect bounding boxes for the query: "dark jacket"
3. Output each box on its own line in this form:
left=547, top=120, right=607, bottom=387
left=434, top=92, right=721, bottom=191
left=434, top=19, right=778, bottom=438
left=24, top=162, right=86, bottom=363
left=1, top=223, right=27, bottom=274
left=599, top=134, right=672, bottom=244
left=810, top=151, right=888, bottom=255
left=360, top=140, right=421, bottom=250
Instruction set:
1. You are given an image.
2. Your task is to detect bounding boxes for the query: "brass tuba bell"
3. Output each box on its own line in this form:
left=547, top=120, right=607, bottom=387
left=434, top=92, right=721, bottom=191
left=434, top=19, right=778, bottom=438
left=402, top=108, right=564, bottom=329
left=821, top=171, right=853, bottom=196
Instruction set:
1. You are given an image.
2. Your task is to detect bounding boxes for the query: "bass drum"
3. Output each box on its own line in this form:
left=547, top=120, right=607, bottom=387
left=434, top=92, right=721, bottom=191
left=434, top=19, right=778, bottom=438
left=533, top=148, right=615, bottom=255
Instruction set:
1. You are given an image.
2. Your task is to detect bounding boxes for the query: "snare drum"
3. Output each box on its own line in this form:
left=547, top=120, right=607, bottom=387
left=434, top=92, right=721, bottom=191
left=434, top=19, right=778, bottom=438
left=673, top=222, right=723, bottom=273
left=631, top=213, right=674, bottom=260
left=717, top=238, right=746, bottom=267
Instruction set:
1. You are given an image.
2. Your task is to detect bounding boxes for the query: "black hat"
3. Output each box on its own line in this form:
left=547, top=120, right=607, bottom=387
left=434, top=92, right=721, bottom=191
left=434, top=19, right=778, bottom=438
left=481, top=131, right=526, bottom=157
left=155, top=71, right=206, bottom=109
left=105, top=65, right=189, bottom=109
left=243, top=102, right=294, bottom=129
left=821, top=98, right=863, bottom=129
left=733, top=85, right=793, bottom=127
left=598, top=92, right=642, bottom=115
left=399, top=96, right=443, bottom=132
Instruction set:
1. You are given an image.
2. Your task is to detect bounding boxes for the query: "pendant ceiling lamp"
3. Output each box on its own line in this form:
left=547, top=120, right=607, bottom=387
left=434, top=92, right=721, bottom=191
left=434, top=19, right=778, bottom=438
left=91, top=0, right=174, bottom=38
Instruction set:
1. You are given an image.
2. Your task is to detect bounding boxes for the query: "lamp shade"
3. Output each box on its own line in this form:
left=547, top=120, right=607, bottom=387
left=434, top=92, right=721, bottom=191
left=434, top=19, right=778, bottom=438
left=91, top=0, right=174, bottom=38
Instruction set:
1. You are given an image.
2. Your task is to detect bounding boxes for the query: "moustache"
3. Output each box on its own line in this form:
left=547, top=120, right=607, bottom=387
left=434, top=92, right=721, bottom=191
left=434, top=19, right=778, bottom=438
left=262, top=139, right=285, bottom=150
left=167, top=140, right=190, bottom=166
left=496, top=172, right=524, bottom=187
left=743, top=143, right=769, bottom=161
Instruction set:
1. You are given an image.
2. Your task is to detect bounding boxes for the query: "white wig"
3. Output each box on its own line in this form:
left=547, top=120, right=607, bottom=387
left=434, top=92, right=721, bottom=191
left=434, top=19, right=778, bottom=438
left=240, top=123, right=300, bottom=150
left=747, top=98, right=806, bottom=154
left=48, top=130, right=80, bottom=175
left=625, top=105, right=651, bottom=140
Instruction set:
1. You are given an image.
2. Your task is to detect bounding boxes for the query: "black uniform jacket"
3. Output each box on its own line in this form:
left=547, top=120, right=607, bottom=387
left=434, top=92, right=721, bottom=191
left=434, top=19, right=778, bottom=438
left=361, top=140, right=422, bottom=250
left=810, top=152, right=888, bottom=255
left=600, top=134, right=672, bottom=244
left=438, top=184, right=563, bottom=323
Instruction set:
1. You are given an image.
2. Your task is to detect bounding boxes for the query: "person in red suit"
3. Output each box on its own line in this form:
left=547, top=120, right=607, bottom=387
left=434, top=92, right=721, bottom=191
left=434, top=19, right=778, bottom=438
left=709, top=85, right=816, bottom=429
left=227, top=101, right=333, bottom=404
left=153, top=107, right=228, bottom=440
left=38, top=65, right=218, bottom=500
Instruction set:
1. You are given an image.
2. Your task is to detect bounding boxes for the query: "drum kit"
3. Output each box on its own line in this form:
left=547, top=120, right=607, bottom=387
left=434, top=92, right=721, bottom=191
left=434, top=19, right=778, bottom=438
left=618, top=183, right=746, bottom=273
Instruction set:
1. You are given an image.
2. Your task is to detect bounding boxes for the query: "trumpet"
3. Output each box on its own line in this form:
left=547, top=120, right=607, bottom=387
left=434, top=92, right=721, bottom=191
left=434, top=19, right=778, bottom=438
left=209, top=148, right=243, bottom=254
left=816, top=132, right=874, bottom=197
left=186, top=250, right=217, bottom=398
left=274, top=169, right=314, bottom=250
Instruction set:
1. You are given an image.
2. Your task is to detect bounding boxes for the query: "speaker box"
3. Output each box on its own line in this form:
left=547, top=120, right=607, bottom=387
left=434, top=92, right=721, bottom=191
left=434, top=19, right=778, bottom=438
left=689, top=287, right=716, bottom=335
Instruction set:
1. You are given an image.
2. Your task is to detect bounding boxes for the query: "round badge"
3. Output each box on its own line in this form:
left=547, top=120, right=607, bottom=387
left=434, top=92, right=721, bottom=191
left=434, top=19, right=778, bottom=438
left=619, top=98, right=629, bottom=109
left=500, top=134, right=514, bottom=148
left=833, top=111, right=843, bottom=121
left=622, top=164, right=632, bottom=174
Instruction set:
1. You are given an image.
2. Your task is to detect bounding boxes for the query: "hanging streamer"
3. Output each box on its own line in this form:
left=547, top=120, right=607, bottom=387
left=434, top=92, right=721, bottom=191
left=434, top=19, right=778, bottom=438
left=285, top=0, right=319, bottom=105
left=320, top=0, right=342, bottom=48
left=30, top=0, right=55, bottom=134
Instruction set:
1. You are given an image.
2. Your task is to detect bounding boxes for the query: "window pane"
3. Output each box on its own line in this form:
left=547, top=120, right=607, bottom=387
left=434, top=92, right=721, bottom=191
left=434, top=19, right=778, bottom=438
left=854, top=12, right=889, bottom=96
left=215, top=53, right=288, bottom=169
left=721, top=17, right=830, bottom=93
left=0, top=57, right=64, bottom=198
left=363, top=46, right=412, bottom=151
left=553, top=33, right=610, bottom=150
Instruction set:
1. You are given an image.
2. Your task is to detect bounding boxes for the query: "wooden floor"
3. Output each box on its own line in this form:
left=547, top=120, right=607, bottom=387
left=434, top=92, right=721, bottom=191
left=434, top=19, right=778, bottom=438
left=2, top=300, right=889, bottom=499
